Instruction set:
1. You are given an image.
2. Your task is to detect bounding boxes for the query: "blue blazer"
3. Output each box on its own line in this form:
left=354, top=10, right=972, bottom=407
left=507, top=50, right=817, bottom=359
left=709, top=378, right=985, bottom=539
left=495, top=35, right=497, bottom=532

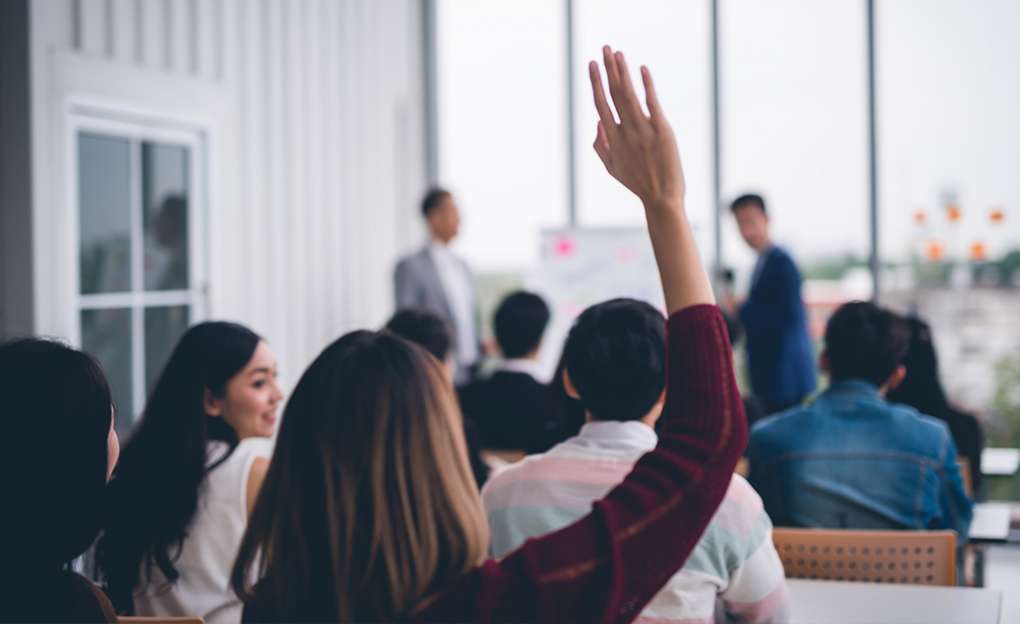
left=738, top=246, right=816, bottom=409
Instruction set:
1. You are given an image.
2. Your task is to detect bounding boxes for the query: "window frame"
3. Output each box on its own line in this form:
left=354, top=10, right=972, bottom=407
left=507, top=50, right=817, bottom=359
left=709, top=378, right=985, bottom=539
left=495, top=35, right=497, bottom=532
left=68, top=110, right=208, bottom=419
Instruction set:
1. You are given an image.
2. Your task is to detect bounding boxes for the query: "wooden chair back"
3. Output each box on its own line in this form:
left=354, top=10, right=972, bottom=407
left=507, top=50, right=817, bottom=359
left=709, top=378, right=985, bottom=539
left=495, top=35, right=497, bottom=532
left=772, top=528, right=957, bottom=586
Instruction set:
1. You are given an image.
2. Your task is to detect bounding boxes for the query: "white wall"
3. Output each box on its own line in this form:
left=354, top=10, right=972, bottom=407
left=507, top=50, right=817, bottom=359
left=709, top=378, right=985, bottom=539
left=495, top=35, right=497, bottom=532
left=30, top=0, right=428, bottom=387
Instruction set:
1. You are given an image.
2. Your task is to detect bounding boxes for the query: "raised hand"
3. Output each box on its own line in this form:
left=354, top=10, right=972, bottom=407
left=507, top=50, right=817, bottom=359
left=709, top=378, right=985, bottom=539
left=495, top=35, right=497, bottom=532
left=590, top=46, right=713, bottom=313
left=589, top=46, right=685, bottom=212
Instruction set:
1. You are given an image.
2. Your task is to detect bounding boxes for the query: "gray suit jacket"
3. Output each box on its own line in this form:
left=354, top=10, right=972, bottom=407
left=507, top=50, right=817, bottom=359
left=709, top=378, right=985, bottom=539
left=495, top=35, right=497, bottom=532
left=393, top=246, right=480, bottom=381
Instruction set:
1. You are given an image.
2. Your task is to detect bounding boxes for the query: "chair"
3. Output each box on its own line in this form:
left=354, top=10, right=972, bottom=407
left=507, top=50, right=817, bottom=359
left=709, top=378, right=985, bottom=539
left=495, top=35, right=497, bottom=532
left=772, top=528, right=957, bottom=586
left=118, top=618, right=203, bottom=624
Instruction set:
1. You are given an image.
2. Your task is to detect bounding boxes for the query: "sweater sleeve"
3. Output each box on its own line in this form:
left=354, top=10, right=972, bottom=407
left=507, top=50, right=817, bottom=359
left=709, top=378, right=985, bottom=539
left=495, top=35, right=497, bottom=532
left=420, top=305, right=747, bottom=623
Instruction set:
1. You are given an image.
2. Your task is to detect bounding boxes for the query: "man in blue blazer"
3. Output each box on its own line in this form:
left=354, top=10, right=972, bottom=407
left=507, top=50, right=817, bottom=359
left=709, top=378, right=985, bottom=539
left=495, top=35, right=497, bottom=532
left=731, top=194, right=816, bottom=413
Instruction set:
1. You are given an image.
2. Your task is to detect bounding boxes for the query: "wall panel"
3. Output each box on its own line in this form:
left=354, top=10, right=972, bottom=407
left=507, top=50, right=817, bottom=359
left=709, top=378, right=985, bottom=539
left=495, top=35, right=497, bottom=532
left=29, top=0, right=428, bottom=390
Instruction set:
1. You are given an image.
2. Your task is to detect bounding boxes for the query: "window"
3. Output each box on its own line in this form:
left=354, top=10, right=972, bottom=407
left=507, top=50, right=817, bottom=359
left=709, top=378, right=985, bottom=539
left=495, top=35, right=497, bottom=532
left=720, top=0, right=870, bottom=336
left=877, top=1, right=1020, bottom=483
left=572, top=0, right=713, bottom=256
left=73, top=115, right=206, bottom=434
left=436, top=0, right=568, bottom=273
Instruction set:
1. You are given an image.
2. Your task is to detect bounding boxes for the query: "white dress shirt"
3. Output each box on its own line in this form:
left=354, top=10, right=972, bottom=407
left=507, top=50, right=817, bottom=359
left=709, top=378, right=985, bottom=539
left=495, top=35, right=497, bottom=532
left=429, top=241, right=478, bottom=366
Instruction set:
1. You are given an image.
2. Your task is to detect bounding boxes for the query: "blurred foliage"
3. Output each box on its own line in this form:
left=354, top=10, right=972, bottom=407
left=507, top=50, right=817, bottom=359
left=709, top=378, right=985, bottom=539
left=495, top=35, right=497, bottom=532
left=988, top=354, right=1020, bottom=448
left=802, top=254, right=868, bottom=280
left=984, top=354, right=1020, bottom=501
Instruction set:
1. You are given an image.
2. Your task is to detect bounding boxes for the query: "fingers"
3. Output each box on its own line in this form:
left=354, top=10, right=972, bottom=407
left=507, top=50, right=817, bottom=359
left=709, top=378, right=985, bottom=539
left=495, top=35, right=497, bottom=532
left=611, top=51, right=646, bottom=122
left=641, top=65, right=665, bottom=124
left=588, top=61, right=617, bottom=127
left=602, top=46, right=638, bottom=125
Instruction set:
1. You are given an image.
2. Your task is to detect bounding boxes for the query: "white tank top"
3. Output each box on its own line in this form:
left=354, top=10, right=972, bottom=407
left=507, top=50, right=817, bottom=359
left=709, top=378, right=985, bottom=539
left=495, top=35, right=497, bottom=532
left=132, top=438, right=273, bottom=624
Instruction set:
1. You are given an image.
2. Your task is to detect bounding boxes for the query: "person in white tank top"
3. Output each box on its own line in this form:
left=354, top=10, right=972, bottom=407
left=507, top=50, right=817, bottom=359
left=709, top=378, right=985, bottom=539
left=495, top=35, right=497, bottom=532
left=97, top=322, right=283, bottom=624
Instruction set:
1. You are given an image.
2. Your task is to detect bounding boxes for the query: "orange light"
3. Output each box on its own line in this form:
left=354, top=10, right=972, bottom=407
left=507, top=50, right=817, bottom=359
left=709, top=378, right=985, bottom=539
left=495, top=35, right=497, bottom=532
left=946, top=204, right=962, bottom=223
left=990, top=208, right=1006, bottom=224
left=924, top=241, right=944, bottom=262
left=913, top=210, right=927, bottom=225
left=969, top=242, right=987, bottom=262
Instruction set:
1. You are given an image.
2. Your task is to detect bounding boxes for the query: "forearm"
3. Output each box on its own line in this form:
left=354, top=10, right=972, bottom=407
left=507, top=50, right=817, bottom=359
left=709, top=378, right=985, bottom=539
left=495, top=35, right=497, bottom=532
left=644, top=199, right=714, bottom=315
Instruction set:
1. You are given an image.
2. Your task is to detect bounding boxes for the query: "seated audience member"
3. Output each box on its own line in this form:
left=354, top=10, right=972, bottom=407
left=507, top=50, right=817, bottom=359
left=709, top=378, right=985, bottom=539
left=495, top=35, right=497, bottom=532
left=482, top=299, right=788, bottom=624
left=386, top=308, right=490, bottom=488
left=0, top=338, right=120, bottom=622
left=459, top=291, right=552, bottom=453
left=229, top=49, right=747, bottom=622
left=748, top=302, right=973, bottom=537
left=888, top=317, right=985, bottom=495
left=98, top=322, right=282, bottom=623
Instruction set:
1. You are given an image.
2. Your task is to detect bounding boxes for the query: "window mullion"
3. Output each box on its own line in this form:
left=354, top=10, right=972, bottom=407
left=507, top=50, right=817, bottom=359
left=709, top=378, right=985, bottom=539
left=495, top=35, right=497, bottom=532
left=130, top=139, right=146, bottom=418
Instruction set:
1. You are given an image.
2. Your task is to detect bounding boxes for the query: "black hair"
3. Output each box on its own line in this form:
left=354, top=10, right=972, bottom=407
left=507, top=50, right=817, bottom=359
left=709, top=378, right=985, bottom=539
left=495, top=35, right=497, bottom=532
left=0, top=338, right=113, bottom=568
left=886, top=317, right=949, bottom=416
left=824, top=301, right=910, bottom=386
left=421, top=187, right=452, bottom=218
left=730, top=193, right=767, bottom=216
left=494, top=291, right=550, bottom=359
left=386, top=308, right=452, bottom=362
left=562, top=298, right=666, bottom=422
left=98, top=321, right=262, bottom=611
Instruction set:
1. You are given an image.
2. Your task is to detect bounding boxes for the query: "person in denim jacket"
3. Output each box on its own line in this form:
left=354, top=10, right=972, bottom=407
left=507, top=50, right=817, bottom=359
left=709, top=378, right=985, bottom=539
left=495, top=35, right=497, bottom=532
left=747, top=302, right=972, bottom=540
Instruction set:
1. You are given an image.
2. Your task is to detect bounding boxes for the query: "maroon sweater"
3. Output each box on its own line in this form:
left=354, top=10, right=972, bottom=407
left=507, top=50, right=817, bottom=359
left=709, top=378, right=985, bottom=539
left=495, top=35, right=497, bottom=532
left=244, top=305, right=746, bottom=623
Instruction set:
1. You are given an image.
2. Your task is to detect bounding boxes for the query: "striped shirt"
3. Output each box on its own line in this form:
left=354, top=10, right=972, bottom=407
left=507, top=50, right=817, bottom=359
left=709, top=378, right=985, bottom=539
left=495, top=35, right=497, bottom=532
left=482, top=420, right=789, bottom=624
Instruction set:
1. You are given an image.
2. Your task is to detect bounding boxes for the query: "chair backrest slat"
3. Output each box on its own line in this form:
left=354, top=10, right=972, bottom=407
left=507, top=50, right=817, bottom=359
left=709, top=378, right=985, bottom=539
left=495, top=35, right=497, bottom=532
left=772, top=528, right=957, bottom=586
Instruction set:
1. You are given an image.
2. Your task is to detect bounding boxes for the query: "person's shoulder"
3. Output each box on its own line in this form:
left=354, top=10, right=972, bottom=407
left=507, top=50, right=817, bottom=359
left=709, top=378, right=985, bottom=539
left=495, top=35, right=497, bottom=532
left=751, top=404, right=812, bottom=437
left=480, top=448, right=558, bottom=500
left=237, top=436, right=274, bottom=458
left=887, top=402, right=954, bottom=449
left=395, top=246, right=428, bottom=269
left=748, top=404, right=814, bottom=453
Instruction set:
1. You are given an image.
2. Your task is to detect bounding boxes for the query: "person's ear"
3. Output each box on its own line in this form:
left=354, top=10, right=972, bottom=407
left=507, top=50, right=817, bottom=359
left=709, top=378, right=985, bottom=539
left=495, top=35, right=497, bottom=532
left=883, top=365, right=907, bottom=394
left=562, top=368, right=582, bottom=400
left=819, top=350, right=830, bottom=374
left=203, top=388, right=224, bottom=417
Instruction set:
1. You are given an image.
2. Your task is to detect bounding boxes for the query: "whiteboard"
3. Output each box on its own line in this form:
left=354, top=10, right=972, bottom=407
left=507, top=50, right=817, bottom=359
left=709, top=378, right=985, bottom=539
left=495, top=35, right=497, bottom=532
left=525, top=227, right=666, bottom=381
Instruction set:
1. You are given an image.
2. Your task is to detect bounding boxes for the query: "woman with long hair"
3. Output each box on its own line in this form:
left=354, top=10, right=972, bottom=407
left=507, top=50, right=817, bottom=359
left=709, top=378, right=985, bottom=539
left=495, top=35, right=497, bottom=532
left=888, top=316, right=985, bottom=495
left=0, top=338, right=120, bottom=622
left=97, top=321, right=282, bottom=622
left=232, top=49, right=747, bottom=622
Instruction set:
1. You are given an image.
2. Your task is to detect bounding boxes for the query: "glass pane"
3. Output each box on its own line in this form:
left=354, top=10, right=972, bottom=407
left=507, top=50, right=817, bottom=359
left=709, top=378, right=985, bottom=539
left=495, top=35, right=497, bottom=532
left=79, top=133, right=132, bottom=294
left=144, top=305, right=190, bottom=394
left=143, top=142, right=190, bottom=291
left=877, top=0, right=1020, bottom=501
left=437, top=0, right=568, bottom=272
left=573, top=0, right=713, bottom=255
left=81, top=308, right=133, bottom=433
left=720, top=0, right=870, bottom=303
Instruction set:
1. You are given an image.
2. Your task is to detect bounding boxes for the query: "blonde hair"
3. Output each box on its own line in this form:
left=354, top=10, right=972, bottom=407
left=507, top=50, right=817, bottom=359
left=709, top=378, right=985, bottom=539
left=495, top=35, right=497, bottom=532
left=231, top=330, right=488, bottom=621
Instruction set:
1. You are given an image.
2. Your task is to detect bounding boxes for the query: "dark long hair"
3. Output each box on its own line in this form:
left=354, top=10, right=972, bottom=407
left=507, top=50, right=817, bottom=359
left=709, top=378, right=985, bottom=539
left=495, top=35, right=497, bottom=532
left=0, top=338, right=113, bottom=569
left=231, top=330, right=487, bottom=622
left=97, top=321, right=261, bottom=611
left=886, top=317, right=949, bottom=416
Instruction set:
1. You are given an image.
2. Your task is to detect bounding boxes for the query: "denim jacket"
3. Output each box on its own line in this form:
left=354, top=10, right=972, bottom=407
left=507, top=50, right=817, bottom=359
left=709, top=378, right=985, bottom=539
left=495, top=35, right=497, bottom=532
left=747, top=380, right=973, bottom=539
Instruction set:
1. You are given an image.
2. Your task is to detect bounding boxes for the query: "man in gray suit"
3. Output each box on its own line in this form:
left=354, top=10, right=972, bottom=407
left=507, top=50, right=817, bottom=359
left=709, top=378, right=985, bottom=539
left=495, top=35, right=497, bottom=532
left=394, top=188, right=480, bottom=384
